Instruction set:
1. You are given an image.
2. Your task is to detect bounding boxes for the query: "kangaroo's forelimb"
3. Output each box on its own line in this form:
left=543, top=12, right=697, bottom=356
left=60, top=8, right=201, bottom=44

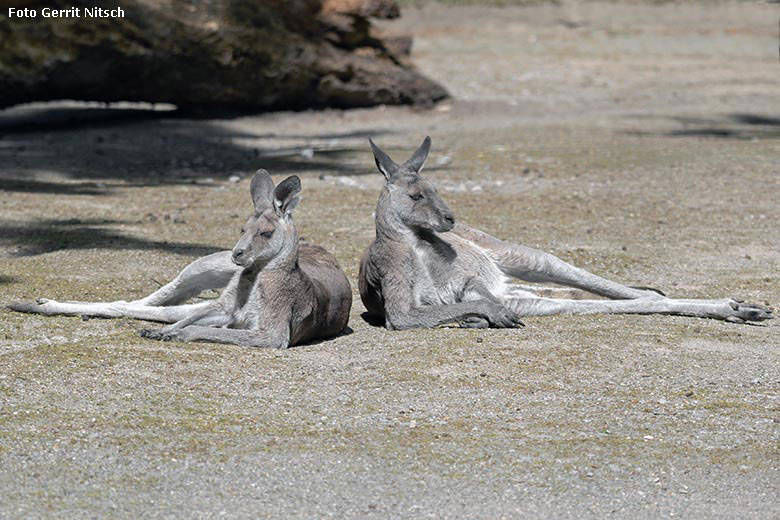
left=387, top=300, right=524, bottom=330
left=142, top=325, right=290, bottom=349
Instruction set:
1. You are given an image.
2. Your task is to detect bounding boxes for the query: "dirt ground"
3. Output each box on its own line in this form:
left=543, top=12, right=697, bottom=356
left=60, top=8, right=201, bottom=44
left=1, top=2, right=779, bottom=518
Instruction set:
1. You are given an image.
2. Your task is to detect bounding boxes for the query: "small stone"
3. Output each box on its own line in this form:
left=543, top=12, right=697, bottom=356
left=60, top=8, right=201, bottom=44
left=300, top=148, right=315, bottom=160
left=336, top=176, right=359, bottom=187
left=228, top=175, right=241, bottom=183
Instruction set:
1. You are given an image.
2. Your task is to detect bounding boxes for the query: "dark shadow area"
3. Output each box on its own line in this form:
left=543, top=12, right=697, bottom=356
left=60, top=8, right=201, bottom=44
left=0, top=105, right=179, bottom=134
left=0, top=103, right=398, bottom=195
left=291, top=326, right=355, bottom=348
left=0, top=275, right=21, bottom=285
left=626, top=113, right=780, bottom=140
left=0, top=218, right=222, bottom=257
left=0, top=178, right=109, bottom=196
left=361, top=312, right=386, bottom=328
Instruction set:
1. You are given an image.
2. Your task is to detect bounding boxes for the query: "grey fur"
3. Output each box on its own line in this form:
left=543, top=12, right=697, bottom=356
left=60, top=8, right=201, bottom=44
left=10, top=170, right=352, bottom=348
left=359, top=137, right=773, bottom=330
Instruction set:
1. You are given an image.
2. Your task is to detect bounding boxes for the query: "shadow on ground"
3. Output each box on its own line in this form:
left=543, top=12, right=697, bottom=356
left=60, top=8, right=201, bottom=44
left=626, top=113, right=780, bottom=140
left=0, top=104, right=395, bottom=195
left=0, top=218, right=222, bottom=257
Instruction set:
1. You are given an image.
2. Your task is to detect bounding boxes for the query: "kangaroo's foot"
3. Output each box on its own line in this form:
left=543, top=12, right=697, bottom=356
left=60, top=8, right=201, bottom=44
left=723, top=299, right=773, bottom=323
left=9, top=298, right=59, bottom=315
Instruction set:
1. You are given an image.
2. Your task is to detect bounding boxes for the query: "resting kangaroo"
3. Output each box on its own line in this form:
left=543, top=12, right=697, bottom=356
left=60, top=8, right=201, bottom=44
left=11, top=170, right=352, bottom=348
left=359, top=137, right=773, bottom=330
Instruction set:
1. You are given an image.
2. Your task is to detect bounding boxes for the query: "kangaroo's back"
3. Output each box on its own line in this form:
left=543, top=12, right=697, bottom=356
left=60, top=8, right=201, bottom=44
left=358, top=240, right=388, bottom=321
left=299, top=242, right=352, bottom=338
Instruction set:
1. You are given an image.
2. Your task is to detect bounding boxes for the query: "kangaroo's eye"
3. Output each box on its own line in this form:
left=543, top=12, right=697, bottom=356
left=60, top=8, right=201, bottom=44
left=260, top=231, right=273, bottom=239
left=410, top=193, right=424, bottom=201
left=240, top=227, right=245, bottom=234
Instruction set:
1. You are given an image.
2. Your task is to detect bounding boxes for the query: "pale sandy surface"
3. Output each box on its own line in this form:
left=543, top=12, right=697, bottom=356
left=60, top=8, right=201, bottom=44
left=1, top=2, right=779, bottom=518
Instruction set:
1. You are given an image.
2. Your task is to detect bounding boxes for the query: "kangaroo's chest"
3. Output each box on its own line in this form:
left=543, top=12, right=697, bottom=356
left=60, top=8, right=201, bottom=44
left=227, top=272, right=288, bottom=329
left=227, top=274, right=262, bottom=328
left=410, top=235, right=508, bottom=306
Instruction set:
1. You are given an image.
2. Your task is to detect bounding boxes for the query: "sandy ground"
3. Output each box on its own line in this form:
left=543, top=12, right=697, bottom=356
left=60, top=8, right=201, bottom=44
left=1, top=2, right=779, bottom=518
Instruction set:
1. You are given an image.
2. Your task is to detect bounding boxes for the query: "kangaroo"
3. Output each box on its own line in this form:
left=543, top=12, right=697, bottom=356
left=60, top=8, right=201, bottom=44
left=10, top=170, right=352, bottom=348
left=359, top=137, right=773, bottom=330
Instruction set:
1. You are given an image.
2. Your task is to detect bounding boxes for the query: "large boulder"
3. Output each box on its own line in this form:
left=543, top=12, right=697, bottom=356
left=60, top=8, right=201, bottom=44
left=0, top=0, right=448, bottom=110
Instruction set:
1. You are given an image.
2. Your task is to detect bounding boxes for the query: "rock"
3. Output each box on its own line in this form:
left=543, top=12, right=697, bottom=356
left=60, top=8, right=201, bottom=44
left=0, top=0, right=448, bottom=110
left=381, top=35, right=414, bottom=58
left=321, top=0, right=400, bottom=19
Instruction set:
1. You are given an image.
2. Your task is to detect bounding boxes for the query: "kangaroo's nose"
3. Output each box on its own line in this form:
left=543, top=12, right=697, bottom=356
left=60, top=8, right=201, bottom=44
left=232, top=249, right=245, bottom=263
left=443, top=213, right=455, bottom=225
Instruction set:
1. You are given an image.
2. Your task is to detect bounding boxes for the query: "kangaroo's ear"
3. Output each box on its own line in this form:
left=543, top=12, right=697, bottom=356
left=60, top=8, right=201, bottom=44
left=273, top=175, right=302, bottom=219
left=401, top=136, right=431, bottom=174
left=250, top=169, right=275, bottom=211
left=369, top=138, right=400, bottom=181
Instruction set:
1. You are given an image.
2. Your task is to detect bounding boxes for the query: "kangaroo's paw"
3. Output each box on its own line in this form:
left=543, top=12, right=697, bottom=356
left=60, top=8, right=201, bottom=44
left=459, top=316, right=490, bottom=329
left=140, top=328, right=158, bottom=340
left=140, top=328, right=166, bottom=341
left=140, top=328, right=185, bottom=342
left=486, top=304, right=525, bottom=329
left=725, top=300, right=773, bottom=323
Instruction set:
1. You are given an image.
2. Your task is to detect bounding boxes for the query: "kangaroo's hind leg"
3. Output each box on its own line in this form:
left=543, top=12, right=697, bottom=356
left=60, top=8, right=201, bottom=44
left=9, top=299, right=221, bottom=324
left=505, top=297, right=773, bottom=322
left=453, top=224, right=665, bottom=300
left=132, top=251, right=239, bottom=306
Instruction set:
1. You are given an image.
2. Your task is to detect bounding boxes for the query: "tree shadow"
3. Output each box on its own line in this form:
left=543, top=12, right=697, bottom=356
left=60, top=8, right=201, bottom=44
left=0, top=218, right=223, bottom=257
left=626, top=112, right=780, bottom=140
left=0, top=103, right=397, bottom=195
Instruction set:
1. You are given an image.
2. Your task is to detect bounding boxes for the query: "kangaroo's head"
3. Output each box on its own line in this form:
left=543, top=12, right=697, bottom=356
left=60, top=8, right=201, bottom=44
left=369, top=136, right=455, bottom=234
left=231, top=169, right=301, bottom=268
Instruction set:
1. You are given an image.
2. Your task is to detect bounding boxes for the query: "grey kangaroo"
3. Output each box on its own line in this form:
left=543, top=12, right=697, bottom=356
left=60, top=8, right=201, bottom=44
left=11, top=170, right=352, bottom=348
left=359, top=137, right=773, bottom=330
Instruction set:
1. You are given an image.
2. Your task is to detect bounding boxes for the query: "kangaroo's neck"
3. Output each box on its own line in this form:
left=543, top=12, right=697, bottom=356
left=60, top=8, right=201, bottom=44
left=375, top=189, right=416, bottom=244
left=267, top=229, right=301, bottom=273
